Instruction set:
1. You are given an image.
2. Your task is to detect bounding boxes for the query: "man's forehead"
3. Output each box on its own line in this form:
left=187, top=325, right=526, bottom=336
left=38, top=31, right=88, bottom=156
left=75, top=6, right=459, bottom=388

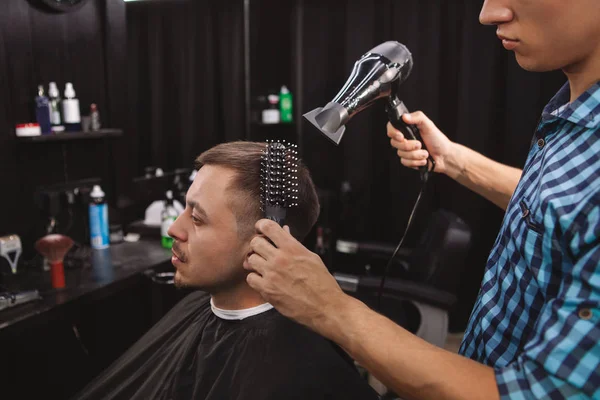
left=186, top=165, right=238, bottom=212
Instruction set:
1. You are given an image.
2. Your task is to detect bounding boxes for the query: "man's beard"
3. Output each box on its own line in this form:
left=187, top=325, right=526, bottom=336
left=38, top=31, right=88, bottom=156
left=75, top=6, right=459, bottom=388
left=174, top=271, right=187, bottom=288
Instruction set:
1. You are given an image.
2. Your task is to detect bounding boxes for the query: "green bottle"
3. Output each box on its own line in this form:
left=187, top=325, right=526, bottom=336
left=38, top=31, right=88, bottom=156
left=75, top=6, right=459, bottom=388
left=161, top=190, right=178, bottom=249
left=279, top=85, right=293, bottom=123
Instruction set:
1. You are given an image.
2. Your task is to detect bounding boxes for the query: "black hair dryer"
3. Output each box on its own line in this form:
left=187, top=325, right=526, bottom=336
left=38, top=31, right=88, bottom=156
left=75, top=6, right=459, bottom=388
left=303, top=41, right=435, bottom=182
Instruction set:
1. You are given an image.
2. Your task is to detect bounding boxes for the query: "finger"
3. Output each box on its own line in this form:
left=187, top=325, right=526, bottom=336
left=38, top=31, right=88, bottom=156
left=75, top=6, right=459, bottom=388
left=396, top=148, right=429, bottom=161
left=255, top=219, right=295, bottom=249
left=402, top=111, right=435, bottom=131
left=386, top=122, right=404, bottom=141
left=390, top=138, right=421, bottom=151
left=283, top=225, right=291, bottom=234
left=246, top=272, right=266, bottom=294
left=244, top=252, right=268, bottom=275
left=400, top=157, right=428, bottom=169
left=250, top=235, right=278, bottom=259
left=386, top=122, right=402, bottom=137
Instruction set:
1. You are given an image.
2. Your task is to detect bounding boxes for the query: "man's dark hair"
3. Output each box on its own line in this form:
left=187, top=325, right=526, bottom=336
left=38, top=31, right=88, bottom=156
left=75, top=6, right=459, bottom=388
left=195, top=141, right=320, bottom=241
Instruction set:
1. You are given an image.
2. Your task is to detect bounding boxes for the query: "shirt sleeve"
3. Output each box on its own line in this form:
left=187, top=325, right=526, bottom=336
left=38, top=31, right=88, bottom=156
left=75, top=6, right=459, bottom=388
left=495, top=205, right=600, bottom=399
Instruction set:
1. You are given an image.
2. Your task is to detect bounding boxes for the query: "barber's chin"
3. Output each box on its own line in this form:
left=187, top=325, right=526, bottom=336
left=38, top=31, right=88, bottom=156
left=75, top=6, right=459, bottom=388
left=514, top=53, right=555, bottom=73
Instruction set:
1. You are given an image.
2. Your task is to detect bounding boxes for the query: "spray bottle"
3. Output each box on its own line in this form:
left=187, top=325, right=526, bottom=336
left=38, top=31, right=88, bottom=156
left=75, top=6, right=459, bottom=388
left=89, top=185, right=109, bottom=249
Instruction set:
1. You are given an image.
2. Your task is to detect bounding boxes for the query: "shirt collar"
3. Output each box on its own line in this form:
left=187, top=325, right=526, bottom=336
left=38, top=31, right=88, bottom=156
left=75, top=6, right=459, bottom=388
left=542, top=81, right=600, bottom=129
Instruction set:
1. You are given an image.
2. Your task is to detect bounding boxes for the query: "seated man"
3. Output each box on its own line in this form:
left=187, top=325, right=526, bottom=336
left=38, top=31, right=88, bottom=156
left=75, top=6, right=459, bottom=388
left=72, top=141, right=380, bottom=400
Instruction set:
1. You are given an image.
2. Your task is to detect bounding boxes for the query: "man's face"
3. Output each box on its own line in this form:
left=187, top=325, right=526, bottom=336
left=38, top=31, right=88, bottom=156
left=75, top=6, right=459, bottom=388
left=480, top=0, right=600, bottom=72
left=167, top=165, right=250, bottom=291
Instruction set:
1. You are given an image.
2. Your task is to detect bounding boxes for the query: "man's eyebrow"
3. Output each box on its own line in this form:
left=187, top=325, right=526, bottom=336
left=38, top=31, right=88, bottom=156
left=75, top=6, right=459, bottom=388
left=187, top=200, right=209, bottom=220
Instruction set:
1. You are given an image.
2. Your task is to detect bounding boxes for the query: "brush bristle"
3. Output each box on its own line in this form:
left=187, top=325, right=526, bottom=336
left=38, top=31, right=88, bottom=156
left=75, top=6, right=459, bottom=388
left=261, top=140, right=299, bottom=214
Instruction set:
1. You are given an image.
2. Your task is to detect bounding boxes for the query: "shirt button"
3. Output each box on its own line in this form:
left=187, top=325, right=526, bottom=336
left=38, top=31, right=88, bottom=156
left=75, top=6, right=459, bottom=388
left=537, top=138, right=545, bottom=148
left=578, top=308, right=593, bottom=320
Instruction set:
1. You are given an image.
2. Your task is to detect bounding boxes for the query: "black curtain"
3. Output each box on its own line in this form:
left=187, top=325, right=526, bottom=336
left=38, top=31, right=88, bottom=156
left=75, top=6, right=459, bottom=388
left=125, top=0, right=246, bottom=175
left=296, top=0, right=565, bottom=330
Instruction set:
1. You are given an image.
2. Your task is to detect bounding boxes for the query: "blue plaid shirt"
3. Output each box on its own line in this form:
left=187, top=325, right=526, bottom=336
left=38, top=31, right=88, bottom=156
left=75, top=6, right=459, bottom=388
left=459, top=81, right=600, bottom=399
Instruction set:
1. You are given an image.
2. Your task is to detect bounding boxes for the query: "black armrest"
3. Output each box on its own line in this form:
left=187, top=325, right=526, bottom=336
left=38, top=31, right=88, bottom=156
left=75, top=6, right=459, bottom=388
left=334, top=273, right=457, bottom=311
left=335, top=239, right=413, bottom=259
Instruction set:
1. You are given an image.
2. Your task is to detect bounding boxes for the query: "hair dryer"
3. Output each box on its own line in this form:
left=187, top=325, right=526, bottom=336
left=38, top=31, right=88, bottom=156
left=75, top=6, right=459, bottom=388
left=303, top=41, right=435, bottom=182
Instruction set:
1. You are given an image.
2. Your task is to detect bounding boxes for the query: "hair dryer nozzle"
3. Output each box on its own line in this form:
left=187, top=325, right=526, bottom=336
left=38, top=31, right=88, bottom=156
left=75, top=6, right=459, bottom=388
left=303, top=102, right=348, bottom=145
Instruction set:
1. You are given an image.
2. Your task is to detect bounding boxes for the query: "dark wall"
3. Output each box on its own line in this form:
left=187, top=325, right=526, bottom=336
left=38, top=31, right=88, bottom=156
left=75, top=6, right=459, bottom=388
left=0, top=0, right=127, bottom=252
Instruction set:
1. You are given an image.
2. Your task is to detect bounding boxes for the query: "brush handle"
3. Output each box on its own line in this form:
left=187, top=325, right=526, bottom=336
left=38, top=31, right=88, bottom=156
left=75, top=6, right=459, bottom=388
left=50, top=261, right=66, bottom=289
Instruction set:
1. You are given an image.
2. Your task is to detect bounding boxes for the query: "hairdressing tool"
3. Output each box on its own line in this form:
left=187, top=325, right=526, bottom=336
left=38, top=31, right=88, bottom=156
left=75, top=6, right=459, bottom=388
left=304, top=41, right=437, bottom=308
left=34, top=234, right=74, bottom=289
left=0, top=290, right=41, bottom=311
left=303, top=40, right=435, bottom=182
left=0, top=235, right=22, bottom=274
left=260, top=140, right=299, bottom=226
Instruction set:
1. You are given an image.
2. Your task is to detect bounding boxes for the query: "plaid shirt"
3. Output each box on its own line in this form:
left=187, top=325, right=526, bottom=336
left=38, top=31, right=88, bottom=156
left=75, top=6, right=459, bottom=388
left=459, top=81, right=600, bottom=399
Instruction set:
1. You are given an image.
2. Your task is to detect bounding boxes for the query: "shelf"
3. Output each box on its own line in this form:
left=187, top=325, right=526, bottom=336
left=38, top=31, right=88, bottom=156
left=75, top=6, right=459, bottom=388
left=252, top=122, right=295, bottom=127
left=16, top=129, right=123, bottom=143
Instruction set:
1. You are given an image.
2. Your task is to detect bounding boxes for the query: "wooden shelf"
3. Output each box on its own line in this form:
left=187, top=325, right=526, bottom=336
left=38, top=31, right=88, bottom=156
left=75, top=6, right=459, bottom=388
left=16, top=129, right=123, bottom=143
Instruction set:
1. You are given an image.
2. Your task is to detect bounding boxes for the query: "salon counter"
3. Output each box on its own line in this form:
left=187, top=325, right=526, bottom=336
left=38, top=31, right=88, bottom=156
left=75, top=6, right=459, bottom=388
left=0, top=239, right=189, bottom=400
left=0, top=239, right=174, bottom=333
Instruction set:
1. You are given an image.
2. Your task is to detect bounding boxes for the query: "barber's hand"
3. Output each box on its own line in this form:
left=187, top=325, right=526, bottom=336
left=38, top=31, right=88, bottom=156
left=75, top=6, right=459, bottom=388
left=244, top=219, right=348, bottom=332
left=387, top=111, right=454, bottom=175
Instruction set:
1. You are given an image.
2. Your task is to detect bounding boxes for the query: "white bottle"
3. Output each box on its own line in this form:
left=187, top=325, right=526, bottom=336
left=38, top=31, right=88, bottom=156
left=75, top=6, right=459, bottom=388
left=262, top=94, right=280, bottom=124
left=48, top=82, right=62, bottom=127
left=62, top=82, right=81, bottom=132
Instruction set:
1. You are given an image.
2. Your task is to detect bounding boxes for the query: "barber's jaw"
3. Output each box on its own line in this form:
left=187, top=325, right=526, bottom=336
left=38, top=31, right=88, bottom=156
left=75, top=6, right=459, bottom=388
left=167, top=165, right=258, bottom=307
left=480, top=0, right=600, bottom=73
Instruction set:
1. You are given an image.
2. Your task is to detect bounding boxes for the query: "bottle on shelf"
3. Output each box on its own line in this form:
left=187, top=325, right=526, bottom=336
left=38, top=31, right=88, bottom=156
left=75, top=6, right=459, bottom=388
left=34, top=85, right=52, bottom=134
left=48, top=82, right=64, bottom=133
left=262, top=94, right=280, bottom=124
left=161, top=190, right=179, bottom=249
left=279, top=85, right=293, bottom=123
left=62, top=82, right=82, bottom=132
left=90, top=103, right=101, bottom=131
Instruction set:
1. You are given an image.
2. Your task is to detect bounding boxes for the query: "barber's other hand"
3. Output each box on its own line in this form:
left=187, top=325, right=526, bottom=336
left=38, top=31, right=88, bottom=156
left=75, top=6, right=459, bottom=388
left=387, top=111, right=453, bottom=175
left=244, top=219, right=347, bottom=332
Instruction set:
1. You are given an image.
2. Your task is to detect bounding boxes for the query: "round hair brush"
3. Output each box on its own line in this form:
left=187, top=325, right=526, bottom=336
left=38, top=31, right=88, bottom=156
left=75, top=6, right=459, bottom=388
left=34, top=234, right=74, bottom=289
left=260, top=140, right=299, bottom=226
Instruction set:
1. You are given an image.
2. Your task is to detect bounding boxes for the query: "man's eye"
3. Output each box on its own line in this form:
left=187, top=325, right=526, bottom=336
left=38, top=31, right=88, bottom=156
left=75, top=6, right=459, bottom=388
left=192, top=216, right=202, bottom=224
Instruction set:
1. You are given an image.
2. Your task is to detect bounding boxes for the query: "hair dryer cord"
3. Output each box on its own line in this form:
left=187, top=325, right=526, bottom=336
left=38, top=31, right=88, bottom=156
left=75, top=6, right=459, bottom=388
left=376, top=179, right=428, bottom=309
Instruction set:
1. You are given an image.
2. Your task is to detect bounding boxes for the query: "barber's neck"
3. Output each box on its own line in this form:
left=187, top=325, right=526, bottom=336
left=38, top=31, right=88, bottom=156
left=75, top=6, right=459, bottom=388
left=210, top=280, right=267, bottom=310
left=564, top=45, right=600, bottom=102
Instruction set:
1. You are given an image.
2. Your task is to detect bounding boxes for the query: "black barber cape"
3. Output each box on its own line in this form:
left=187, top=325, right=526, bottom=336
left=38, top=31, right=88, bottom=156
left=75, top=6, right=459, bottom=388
left=72, top=291, right=380, bottom=400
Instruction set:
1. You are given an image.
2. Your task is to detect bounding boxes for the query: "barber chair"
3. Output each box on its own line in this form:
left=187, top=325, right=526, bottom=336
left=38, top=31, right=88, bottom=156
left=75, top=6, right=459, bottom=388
left=333, top=209, right=471, bottom=398
left=333, top=209, right=472, bottom=348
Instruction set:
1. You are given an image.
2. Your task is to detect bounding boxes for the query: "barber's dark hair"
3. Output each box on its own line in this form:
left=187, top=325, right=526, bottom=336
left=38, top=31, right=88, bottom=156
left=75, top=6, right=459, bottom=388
left=195, top=141, right=320, bottom=241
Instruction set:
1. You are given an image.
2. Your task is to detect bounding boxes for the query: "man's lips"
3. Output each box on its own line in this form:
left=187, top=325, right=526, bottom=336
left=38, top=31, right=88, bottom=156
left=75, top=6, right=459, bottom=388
left=171, top=250, right=184, bottom=264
